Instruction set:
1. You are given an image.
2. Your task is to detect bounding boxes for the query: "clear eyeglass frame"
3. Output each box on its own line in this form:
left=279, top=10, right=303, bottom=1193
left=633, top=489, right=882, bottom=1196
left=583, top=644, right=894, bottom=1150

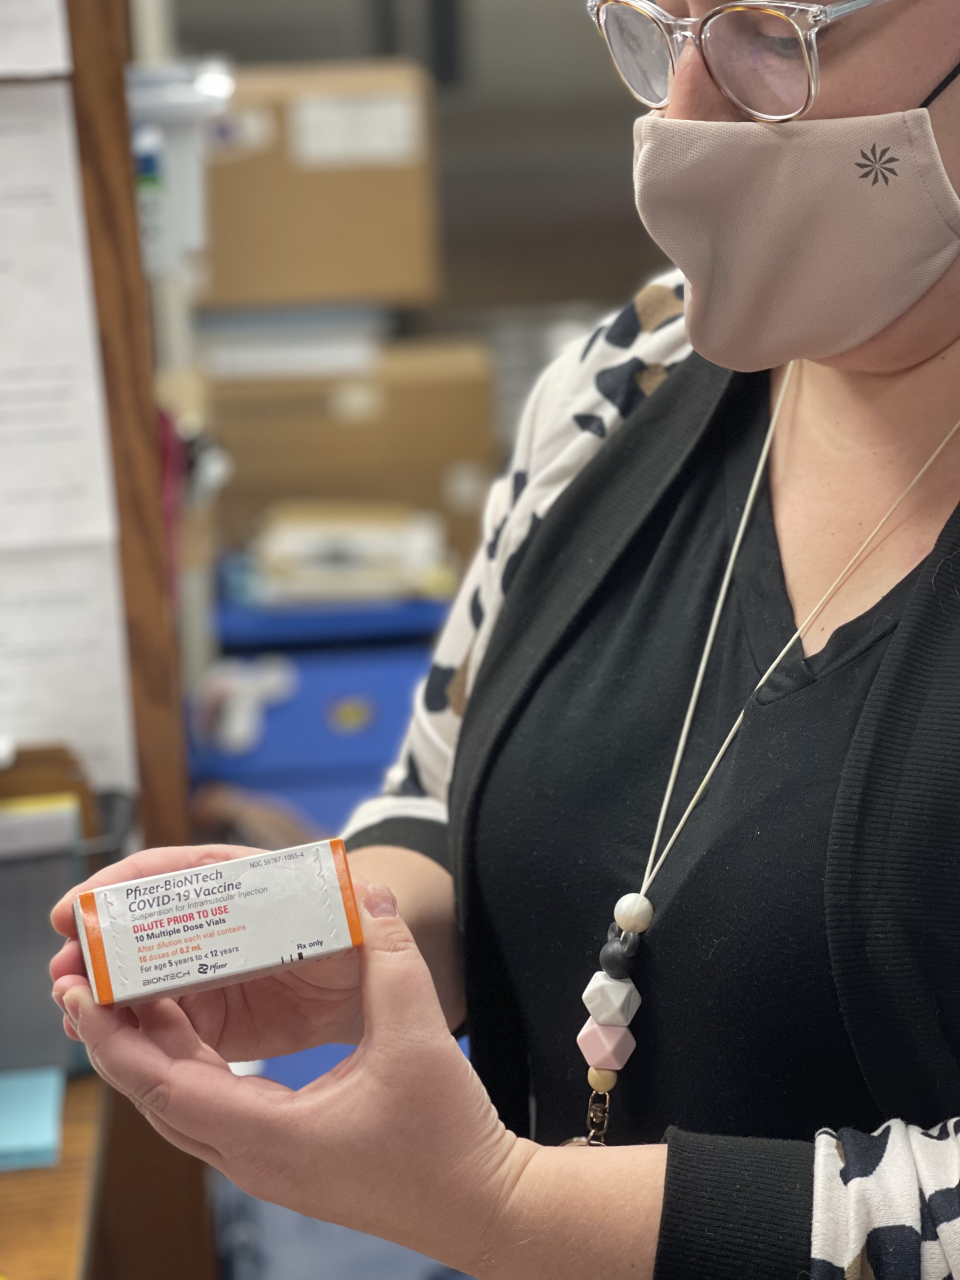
left=587, top=0, right=893, bottom=123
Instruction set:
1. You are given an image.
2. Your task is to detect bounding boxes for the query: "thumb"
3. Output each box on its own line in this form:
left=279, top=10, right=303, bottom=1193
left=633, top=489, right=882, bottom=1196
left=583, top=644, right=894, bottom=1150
left=358, top=885, right=449, bottom=1047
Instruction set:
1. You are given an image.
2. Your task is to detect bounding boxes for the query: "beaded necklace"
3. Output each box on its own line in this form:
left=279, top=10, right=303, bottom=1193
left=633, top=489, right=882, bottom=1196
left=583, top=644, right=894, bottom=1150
left=565, top=366, right=960, bottom=1146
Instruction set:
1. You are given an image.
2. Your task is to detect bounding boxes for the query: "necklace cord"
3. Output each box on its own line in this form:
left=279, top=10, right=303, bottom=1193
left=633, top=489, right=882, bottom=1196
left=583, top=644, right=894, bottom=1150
left=640, top=364, right=795, bottom=890
left=640, top=382, right=960, bottom=898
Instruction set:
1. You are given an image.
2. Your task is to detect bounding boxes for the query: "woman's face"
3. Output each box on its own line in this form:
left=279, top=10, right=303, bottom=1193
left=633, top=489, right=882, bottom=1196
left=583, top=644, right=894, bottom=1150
left=657, top=0, right=960, bottom=371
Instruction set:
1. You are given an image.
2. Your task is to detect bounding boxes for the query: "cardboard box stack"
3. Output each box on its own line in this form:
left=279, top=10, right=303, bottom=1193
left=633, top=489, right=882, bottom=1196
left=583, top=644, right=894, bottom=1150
left=204, top=60, right=441, bottom=308
left=212, top=340, right=495, bottom=563
left=201, top=60, right=495, bottom=574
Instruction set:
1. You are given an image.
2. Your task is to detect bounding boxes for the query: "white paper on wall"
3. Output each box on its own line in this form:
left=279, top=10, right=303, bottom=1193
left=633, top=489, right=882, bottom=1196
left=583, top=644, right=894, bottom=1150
left=0, top=80, right=117, bottom=550
left=288, top=93, right=424, bottom=170
left=0, top=0, right=71, bottom=78
left=0, top=78, right=137, bottom=793
left=0, top=543, right=138, bottom=791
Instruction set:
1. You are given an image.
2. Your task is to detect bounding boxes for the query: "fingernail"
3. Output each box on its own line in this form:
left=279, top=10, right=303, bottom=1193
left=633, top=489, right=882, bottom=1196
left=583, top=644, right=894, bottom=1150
left=63, top=994, right=80, bottom=1030
left=63, top=989, right=86, bottom=1030
left=362, top=884, right=398, bottom=919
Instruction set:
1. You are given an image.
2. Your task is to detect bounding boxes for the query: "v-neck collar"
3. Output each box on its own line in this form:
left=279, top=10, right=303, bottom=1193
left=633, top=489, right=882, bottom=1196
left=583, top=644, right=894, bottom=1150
left=722, top=372, right=920, bottom=702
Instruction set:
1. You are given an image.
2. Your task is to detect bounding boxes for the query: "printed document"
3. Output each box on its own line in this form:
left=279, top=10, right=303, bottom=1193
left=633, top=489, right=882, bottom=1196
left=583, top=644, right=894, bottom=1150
left=0, top=544, right=138, bottom=790
left=0, top=80, right=116, bottom=550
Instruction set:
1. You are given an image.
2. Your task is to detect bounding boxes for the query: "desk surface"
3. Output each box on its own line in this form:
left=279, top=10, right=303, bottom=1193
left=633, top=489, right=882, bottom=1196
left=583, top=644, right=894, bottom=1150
left=0, top=1076, right=103, bottom=1280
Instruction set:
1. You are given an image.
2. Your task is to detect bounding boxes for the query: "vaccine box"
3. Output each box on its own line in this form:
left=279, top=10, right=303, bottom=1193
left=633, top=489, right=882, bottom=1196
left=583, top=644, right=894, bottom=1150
left=73, top=839, right=362, bottom=1007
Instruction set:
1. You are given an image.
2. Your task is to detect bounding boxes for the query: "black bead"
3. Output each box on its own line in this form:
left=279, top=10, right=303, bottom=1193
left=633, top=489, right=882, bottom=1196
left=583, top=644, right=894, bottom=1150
left=599, top=938, right=633, bottom=980
left=607, top=921, right=621, bottom=942
left=621, top=931, right=639, bottom=958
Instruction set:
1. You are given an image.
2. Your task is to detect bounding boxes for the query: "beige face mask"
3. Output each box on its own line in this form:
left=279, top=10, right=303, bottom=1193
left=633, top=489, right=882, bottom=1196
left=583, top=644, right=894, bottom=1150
left=634, top=106, right=960, bottom=372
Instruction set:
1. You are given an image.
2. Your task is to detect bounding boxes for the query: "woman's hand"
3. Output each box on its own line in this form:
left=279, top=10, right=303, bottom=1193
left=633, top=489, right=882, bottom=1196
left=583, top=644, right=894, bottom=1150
left=52, top=850, right=668, bottom=1278
left=55, top=882, right=535, bottom=1275
left=50, top=844, right=364, bottom=1063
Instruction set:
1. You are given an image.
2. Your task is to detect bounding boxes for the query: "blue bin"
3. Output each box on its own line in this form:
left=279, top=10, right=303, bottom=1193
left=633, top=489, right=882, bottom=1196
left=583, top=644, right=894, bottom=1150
left=189, top=646, right=432, bottom=835
left=216, top=555, right=450, bottom=653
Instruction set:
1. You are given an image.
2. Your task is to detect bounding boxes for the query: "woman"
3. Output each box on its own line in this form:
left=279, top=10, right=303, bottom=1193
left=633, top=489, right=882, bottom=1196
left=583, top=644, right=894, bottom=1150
left=52, top=2, right=960, bottom=1277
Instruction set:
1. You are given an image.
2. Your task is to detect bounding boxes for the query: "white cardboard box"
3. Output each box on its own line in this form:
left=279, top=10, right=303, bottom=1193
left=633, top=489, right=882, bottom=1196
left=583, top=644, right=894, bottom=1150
left=74, top=840, right=362, bottom=1007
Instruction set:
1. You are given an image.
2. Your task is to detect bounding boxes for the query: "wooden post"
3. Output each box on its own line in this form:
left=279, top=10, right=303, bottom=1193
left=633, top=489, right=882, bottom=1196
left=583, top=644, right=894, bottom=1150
left=85, top=1089, right=219, bottom=1280
left=67, top=0, right=191, bottom=851
left=62, top=5, right=217, bottom=1276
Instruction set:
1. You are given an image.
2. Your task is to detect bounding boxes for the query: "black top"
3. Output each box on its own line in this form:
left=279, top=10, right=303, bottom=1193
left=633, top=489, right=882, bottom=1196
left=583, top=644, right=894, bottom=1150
left=473, top=370, right=915, bottom=1149
left=349, top=354, right=960, bottom=1280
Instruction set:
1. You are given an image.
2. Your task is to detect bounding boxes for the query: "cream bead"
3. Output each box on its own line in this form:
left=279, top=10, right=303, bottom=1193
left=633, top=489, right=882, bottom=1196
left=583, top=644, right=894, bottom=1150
left=614, top=892, right=653, bottom=934
left=588, top=1068, right=618, bottom=1093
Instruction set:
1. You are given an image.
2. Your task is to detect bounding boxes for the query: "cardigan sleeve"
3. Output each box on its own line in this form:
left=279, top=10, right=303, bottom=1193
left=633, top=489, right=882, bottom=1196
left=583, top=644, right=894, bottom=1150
left=341, top=270, right=691, bottom=867
left=653, top=1128, right=815, bottom=1280
left=810, top=1117, right=960, bottom=1280
left=653, top=1117, right=960, bottom=1280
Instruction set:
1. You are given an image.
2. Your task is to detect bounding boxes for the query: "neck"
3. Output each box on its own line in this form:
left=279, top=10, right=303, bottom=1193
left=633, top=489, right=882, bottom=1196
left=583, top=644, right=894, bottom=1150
left=784, top=334, right=960, bottom=461
left=768, top=331, right=960, bottom=659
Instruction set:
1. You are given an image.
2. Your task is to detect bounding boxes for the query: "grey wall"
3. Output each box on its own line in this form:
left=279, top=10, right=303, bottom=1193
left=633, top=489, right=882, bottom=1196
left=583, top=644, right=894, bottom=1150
left=177, top=0, right=371, bottom=63
left=466, top=0, right=628, bottom=105
left=177, top=0, right=621, bottom=100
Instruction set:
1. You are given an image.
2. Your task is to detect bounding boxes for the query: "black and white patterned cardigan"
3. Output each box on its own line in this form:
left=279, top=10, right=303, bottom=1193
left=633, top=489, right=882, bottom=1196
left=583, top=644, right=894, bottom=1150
left=343, top=269, right=960, bottom=1280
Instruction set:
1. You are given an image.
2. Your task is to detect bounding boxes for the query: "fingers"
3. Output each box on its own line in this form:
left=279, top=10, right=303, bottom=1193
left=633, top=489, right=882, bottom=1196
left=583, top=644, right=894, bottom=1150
left=132, top=1000, right=294, bottom=1081
left=50, top=937, right=85, bottom=982
left=50, top=843, right=263, bottom=938
left=60, top=987, right=218, bottom=1069
left=133, top=999, right=225, bottom=1066
left=357, top=885, right=449, bottom=1048
left=63, top=986, right=181, bottom=1101
left=52, top=971, right=91, bottom=1016
left=63, top=986, right=294, bottom=1163
left=280, top=944, right=360, bottom=993
left=53, top=975, right=140, bottom=1033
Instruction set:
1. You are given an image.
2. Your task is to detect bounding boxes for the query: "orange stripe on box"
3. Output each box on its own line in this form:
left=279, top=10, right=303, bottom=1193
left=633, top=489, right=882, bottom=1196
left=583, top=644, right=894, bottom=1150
left=78, top=891, right=115, bottom=1006
left=330, top=839, right=364, bottom=948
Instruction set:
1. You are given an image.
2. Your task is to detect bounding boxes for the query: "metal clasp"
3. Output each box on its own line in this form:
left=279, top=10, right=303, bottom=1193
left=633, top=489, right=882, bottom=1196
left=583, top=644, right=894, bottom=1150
left=561, top=1089, right=612, bottom=1146
left=585, top=1090, right=611, bottom=1146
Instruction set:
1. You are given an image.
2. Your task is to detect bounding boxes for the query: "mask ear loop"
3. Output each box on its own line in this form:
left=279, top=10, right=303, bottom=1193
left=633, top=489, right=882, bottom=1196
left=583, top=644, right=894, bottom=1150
left=921, top=58, right=960, bottom=109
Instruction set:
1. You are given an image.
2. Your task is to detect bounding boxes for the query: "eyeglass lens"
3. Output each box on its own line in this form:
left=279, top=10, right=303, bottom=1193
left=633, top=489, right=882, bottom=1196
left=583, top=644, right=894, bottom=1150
left=600, top=3, right=811, bottom=119
left=702, top=9, right=810, bottom=118
left=601, top=5, right=673, bottom=107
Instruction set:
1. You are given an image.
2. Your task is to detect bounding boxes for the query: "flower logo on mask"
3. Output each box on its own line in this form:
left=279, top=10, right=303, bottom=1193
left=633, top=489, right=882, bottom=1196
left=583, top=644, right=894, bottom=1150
left=856, top=145, right=900, bottom=187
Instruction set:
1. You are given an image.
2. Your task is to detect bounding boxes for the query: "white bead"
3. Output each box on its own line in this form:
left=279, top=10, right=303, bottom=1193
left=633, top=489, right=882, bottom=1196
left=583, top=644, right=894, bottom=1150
left=582, top=970, right=641, bottom=1026
left=614, top=893, right=654, bottom=934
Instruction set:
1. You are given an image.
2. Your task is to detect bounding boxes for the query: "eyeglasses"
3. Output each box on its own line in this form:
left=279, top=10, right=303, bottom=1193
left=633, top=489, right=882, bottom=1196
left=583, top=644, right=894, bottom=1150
left=588, top=0, right=893, bottom=123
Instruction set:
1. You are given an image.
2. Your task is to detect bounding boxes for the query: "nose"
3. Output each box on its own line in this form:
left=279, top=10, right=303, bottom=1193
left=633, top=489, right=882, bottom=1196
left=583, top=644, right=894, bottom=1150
left=662, top=35, right=746, bottom=121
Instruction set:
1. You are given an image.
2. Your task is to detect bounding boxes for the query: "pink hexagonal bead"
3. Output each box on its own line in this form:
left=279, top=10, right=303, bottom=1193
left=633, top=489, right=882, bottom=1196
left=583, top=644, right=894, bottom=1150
left=576, top=1016, right=636, bottom=1071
